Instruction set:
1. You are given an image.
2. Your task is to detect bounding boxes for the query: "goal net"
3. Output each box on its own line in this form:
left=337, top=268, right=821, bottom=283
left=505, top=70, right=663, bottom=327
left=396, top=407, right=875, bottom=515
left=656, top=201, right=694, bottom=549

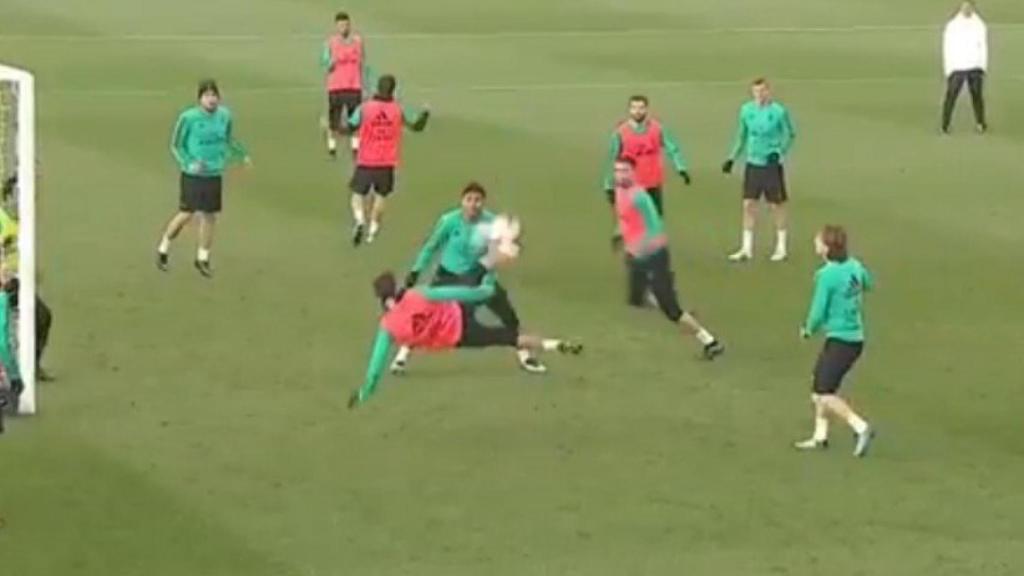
left=0, top=63, right=37, bottom=415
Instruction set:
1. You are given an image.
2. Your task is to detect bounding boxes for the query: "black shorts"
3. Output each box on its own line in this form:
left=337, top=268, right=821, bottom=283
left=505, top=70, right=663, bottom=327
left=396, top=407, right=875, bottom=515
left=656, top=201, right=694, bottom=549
left=350, top=166, right=395, bottom=197
left=627, top=248, right=683, bottom=323
left=743, top=164, right=787, bottom=204
left=179, top=173, right=223, bottom=213
left=328, top=90, right=362, bottom=131
left=812, top=339, right=864, bottom=394
left=431, top=267, right=483, bottom=287
left=646, top=187, right=664, bottom=216
left=457, top=303, right=519, bottom=348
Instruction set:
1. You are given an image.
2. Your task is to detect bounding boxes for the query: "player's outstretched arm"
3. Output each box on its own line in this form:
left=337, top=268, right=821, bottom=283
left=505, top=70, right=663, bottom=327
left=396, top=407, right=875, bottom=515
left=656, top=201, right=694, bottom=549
left=407, top=215, right=452, bottom=285
left=402, top=104, right=430, bottom=132
left=602, top=133, right=623, bottom=197
left=0, top=291, right=21, bottom=383
left=802, top=272, right=831, bottom=337
left=661, top=127, right=690, bottom=183
left=350, top=328, right=395, bottom=408
left=170, top=112, right=195, bottom=172
left=421, top=282, right=496, bottom=304
left=723, top=110, right=748, bottom=173
left=224, top=115, right=251, bottom=166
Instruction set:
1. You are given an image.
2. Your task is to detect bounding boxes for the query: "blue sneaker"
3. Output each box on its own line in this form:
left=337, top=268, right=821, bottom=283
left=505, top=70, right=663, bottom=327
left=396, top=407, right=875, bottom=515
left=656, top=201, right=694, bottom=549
left=853, top=427, right=875, bottom=458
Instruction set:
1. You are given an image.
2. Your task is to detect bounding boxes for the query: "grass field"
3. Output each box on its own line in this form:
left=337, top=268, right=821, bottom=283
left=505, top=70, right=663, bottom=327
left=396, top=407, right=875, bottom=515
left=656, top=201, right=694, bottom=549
left=2, top=0, right=1024, bottom=574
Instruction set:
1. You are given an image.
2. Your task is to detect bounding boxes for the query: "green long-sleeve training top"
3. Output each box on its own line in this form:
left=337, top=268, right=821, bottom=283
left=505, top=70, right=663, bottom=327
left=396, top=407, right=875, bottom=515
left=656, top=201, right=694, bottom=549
left=727, top=100, right=796, bottom=167
left=170, top=106, right=248, bottom=177
left=803, top=258, right=873, bottom=343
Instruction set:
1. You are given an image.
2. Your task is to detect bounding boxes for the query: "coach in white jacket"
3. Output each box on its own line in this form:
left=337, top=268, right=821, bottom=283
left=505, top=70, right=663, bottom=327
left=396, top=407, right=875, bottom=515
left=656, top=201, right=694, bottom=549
left=941, top=1, right=988, bottom=133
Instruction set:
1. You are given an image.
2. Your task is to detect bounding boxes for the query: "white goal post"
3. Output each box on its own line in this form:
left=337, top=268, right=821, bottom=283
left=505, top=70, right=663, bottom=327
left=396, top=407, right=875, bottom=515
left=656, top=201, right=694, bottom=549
left=0, top=63, right=37, bottom=415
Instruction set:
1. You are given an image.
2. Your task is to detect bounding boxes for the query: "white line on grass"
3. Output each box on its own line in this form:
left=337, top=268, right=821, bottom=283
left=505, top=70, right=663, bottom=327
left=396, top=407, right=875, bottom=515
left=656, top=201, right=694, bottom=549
left=4, top=23, right=1024, bottom=43
left=36, top=74, right=1024, bottom=98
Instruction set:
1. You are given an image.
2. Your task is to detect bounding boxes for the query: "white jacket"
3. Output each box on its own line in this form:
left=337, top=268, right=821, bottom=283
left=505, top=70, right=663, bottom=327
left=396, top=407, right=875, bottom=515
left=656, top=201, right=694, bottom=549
left=943, top=14, right=988, bottom=77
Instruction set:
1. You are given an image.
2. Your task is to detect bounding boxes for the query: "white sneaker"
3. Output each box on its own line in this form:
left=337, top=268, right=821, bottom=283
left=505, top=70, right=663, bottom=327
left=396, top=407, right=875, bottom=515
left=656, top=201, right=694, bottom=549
left=519, top=356, right=548, bottom=374
left=389, top=358, right=407, bottom=375
left=728, top=249, right=752, bottom=262
left=770, top=249, right=788, bottom=262
left=794, top=438, right=829, bottom=450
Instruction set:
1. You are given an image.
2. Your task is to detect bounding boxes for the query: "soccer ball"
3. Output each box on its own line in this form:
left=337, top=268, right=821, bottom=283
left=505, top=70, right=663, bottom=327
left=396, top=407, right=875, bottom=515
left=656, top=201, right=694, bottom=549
left=482, top=214, right=521, bottom=258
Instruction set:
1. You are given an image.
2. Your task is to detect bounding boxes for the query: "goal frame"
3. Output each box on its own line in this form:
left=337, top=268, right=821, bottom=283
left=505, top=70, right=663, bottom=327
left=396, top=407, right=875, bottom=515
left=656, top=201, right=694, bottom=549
left=0, top=63, right=37, bottom=415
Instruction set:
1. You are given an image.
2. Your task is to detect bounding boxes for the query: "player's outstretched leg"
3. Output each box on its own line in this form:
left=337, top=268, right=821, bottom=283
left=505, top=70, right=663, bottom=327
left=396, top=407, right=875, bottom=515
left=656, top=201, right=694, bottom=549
left=517, top=334, right=583, bottom=356
left=156, top=211, right=194, bottom=271
left=648, top=250, right=724, bottom=359
left=390, top=345, right=412, bottom=374
left=367, top=194, right=386, bottom=244
left=350, top=193, right=368, bottom=246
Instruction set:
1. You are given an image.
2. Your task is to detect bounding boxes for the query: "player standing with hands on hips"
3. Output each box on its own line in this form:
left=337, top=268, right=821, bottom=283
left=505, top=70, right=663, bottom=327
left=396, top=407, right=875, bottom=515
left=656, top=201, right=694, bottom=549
left=722, top=78, right=795, bottom=263
left=941, top=1, right=988, bottom=134
left=321, top=11, right=374, bottom=157
left=157, top=79, right=249, bottom=278
left=795, top=226, right=875, bottom=457
left=603, top=95, right=690, bottom=217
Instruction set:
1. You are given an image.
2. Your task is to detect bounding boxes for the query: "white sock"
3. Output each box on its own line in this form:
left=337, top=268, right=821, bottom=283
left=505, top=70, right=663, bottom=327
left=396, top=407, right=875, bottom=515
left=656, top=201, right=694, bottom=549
left=327, top=135, right=337, bottom=151
left=741, top=229, right=754, bottom=254
left=351, top=197, right=365, bottom=225
left=350, top=136, right=360, bottom=151
left=695, top=329, right=715, bottom=346
left=394, top=346, right=411, bottom=363
left=775, top=229, right=788, bottom=253
left=813, top=416, right=829, bottom=442
left=540, top=340, right=560, bottom=352
left=158, top=236, right=171, bottom=254
left=369, top=220, right=380, bottom=236
left=847, top=413, right=869, bottom=434
left=197, top=248, right=210, bottom=262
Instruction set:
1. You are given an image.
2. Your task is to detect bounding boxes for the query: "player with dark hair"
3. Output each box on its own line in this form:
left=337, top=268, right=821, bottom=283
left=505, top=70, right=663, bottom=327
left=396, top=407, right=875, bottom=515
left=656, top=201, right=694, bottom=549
left=348, top=74, right=430, bottom=246
left=320, top=11, right=374, bottom=157
left=348, top=269, right=582, bottom=408
left=796, top=225, right=875, bottom=457
left=612, top=158, right=724, bottom=359
left=602, top=94, right=690, bottom=216
left=722, top=78, right=796, bottom=262
left=157, top=79, right=250, bottom=277
left=393, top=182, right=545, bottom=374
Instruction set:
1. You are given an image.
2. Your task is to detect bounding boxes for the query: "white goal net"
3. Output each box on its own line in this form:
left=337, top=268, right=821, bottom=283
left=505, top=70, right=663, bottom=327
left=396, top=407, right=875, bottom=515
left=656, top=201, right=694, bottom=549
left=0, top=63, right=37, bottom=415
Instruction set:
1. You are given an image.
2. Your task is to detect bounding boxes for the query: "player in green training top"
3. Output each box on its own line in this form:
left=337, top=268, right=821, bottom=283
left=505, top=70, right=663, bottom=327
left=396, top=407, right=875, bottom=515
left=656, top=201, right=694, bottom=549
left=796, top=225, right=875, bottom=457
left=156, top=79, right=249, bottom=278
left=393, top=182, right=546, bottom=374
left=721, top=78, right=796, bottom=263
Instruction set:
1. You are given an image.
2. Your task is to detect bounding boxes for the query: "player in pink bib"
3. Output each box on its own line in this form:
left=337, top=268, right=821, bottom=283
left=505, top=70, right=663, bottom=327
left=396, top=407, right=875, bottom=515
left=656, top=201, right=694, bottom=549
left=603, top=95, right=691, bottom=216
left=349, top=270, right=583, bottom=408
left=320, top=12, right=374, bottom=157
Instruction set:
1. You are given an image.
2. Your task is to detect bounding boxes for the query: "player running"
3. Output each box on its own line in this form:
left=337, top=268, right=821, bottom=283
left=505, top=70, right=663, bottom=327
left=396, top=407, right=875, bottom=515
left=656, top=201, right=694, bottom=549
left=348, top=74, right=430, bottom=246
left=348, top=270, right=583, bottom=409
left=796, top=225, right=875, bottom=457
left=157, top=79, right=249, bottom=278
left=392, top=182, right=546, bottom=375
left=611, top=158, right=724, bottom=359
left=320, top=11, right=373, bottom=158
left=603, top=95, right=690, bottom=216
left=721, top=78, right=796, bottom=262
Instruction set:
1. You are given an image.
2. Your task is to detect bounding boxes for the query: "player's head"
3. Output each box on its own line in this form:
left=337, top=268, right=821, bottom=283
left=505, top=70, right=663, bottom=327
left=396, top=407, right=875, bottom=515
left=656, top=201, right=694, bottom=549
left=461, top=181, right=487, bottom=220
left=613, top=157, right=636, bottom=188
left=751, top=78, right=771, bottom=105
left=376, top=75, right=397, bottom=100
left=628, top=95, right=649, bottom=123
left=373, top=271, right=400, bottom=310
left=959, top=1, right=975, bottom=17
left=335, top=12, right=351, bottom=35
left=815, top=225, right=849, bottom=263
left=197, top=79, right=221, bottom=111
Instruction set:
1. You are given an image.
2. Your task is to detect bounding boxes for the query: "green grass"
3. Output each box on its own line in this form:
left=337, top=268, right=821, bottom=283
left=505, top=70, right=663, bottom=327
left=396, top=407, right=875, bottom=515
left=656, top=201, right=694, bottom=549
left=2, top=0, right=1024, bottom=574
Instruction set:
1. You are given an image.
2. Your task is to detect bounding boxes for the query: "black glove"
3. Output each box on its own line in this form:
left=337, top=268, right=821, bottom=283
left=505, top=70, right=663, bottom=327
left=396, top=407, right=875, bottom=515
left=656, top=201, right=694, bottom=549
left=679, top=170, right=691, bottom=185
left=347, top=390, right=361, bottom=410
left=403, top=271, right=419, bottom=288
left=721, top=159, right=734, bottom=174
left=605, top=189, right=615, bottom=205
left=766, top=152, right=780, bottom=166
left=611, top=234, right=624, bottom=252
